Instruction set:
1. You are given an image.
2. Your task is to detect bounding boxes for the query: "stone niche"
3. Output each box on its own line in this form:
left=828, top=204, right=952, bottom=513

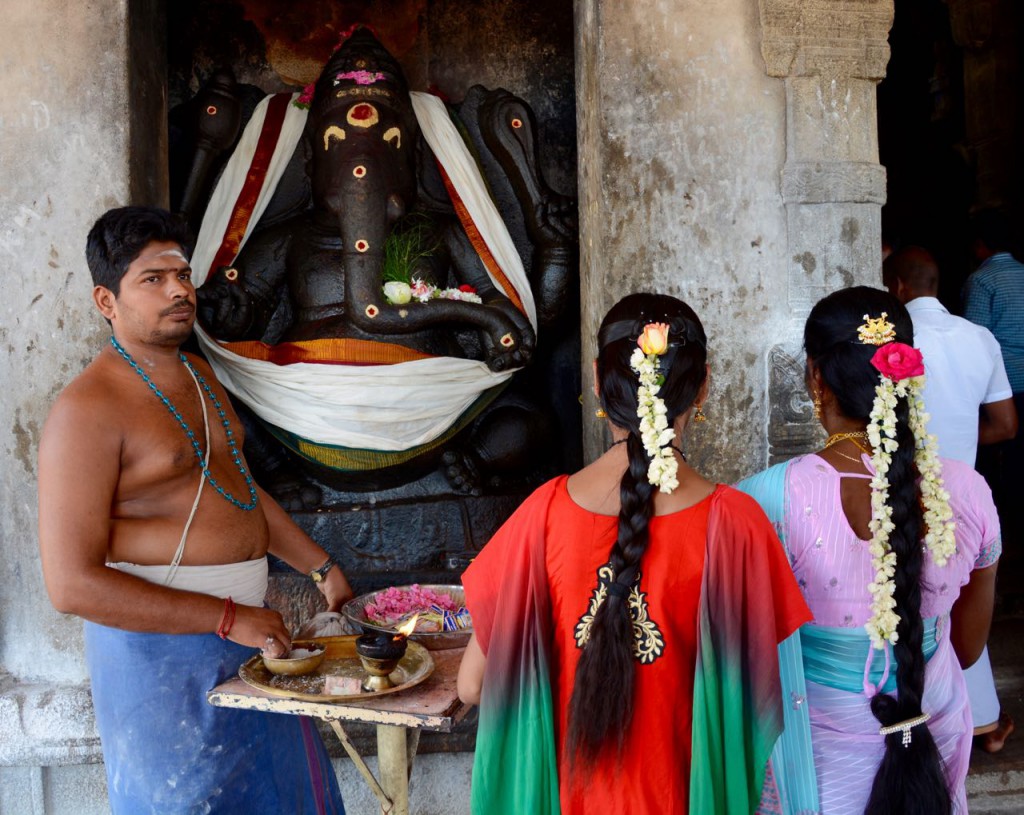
left=160, top=0, right=580, bottom=616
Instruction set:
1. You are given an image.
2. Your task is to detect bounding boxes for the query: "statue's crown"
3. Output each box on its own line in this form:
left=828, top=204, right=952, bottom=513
left=312, top=27, right=410, bottom=116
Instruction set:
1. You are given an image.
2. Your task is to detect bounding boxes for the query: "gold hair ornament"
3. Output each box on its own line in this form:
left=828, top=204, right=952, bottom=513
left=857, top=312, right=897, bottom=346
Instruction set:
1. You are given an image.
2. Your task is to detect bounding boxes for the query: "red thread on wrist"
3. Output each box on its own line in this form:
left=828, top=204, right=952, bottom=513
left=216, top=596, right=236, bottom=639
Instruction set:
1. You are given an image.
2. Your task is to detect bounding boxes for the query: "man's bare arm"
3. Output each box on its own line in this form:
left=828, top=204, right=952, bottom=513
left=258, top=485, right=354, bottom=611
left=979, top=397, right=1018, bottom=446
left=37, top=388, right=291, bottom=651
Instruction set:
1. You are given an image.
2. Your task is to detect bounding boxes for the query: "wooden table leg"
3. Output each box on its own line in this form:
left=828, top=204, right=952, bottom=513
left=377, top=723, right=417, bottom=815
left=328, top=720, right=393, bottom=812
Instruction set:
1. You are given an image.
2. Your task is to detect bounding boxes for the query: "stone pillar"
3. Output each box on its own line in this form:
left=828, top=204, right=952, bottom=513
left=575, top=0, right=892, bottom=476
left=575, top=0, right=786, bottom=478
left=0, top=0, right=164, bottom=804
left=758, top=0, right=892, bottom=462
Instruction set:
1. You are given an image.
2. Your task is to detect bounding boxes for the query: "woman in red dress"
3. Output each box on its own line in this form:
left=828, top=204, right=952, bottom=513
left=458, top=293, right=810, bottom=814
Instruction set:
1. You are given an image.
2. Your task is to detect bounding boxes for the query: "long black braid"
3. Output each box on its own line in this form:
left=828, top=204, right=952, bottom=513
left=567, top=293, right=707, bottom=763
left=805, top=286, right=951, bottom=815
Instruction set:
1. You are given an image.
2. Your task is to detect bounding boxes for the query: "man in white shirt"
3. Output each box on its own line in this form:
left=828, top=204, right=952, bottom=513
left=885, top=245, right=1018, bottom=752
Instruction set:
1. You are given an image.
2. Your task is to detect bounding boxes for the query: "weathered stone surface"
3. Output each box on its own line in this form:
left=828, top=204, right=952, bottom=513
left=1, top=1, right=131, bottom=691
left=576, top=0, right=789, bottom=483
left=785, top=76, right=881, bottom=162
left=782, top=161, right=887, bottom=205
left=785, top=203, right=883, bottom=312
left=0, top=679, right=100, bottom=766
left=759, top=0, right=894, bottom=79
left=767, top=344, right=822, bottom=464
left=754, top=1, right=889, bottom=462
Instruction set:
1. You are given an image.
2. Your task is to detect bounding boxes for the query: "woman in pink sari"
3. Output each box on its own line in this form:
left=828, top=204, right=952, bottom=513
left=738, top=287, right=999, bottom=815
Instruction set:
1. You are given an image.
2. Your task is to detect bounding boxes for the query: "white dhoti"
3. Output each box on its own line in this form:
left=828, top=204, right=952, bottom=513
left=107, top=557, right=269, bottom=607
left=964, top=645, right=1001, bottom=732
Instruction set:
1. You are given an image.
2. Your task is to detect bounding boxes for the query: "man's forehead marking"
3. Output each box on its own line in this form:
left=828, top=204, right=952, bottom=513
left=130, top=245, right=191, bottom=272
left=149, top=248, right=189, bottom=262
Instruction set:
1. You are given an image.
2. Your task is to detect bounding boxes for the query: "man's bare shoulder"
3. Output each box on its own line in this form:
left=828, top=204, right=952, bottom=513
left=43, top=354, right=127, bottom=439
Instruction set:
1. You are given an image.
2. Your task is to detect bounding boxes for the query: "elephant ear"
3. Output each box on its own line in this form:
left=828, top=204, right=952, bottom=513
left=415, top=129, right=453, bottom=213
left=248, top=133, right=313, bottom=229
left=455, top=86, right=530, bottom=261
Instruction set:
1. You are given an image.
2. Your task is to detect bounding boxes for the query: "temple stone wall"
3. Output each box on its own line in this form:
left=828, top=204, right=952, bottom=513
left=1, top=0, right=891, bottom=811
left=1, top=0, right=130, bottom=754
left=0, top=0, right=120, bottom=807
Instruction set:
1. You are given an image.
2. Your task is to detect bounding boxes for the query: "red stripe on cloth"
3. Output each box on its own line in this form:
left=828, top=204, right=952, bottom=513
left=436, top=160, right=527, bottom=317
left=208, top=93, right=293, bottom=276
left=221, top=336, right=436, bottom=366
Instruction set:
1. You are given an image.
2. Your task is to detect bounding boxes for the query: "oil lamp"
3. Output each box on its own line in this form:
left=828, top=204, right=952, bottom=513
left=355, top=614, right=418, bottom=691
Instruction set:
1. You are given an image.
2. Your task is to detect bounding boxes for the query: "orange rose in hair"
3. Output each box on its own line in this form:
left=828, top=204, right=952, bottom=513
left=637, top=322, right=670, bottom=355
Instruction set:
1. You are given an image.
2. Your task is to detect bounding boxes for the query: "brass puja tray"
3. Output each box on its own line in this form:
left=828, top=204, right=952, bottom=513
left=238, top=635, right=434, bottom=702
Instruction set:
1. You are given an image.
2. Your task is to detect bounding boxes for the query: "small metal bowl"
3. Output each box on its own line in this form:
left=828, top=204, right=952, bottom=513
left=261, top=642, right=326, bottom=676
left=342, top=584, right=472, bottom=651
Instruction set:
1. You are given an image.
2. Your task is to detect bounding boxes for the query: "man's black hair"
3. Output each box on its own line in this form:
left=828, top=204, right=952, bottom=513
left=970, top=208, right=1015, bottom=255
left=85, top=206, right=193, bottom=296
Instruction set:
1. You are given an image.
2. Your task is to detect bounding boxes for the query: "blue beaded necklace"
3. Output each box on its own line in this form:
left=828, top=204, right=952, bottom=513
left=110, top=336, right=258, bottom=511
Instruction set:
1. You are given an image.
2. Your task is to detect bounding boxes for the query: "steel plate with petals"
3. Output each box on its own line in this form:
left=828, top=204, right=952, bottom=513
left=341, top=584, right=472, bottom=650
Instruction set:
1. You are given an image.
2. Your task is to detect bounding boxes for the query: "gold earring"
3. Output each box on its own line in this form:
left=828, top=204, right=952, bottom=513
left=595, top=407, right=608, bottom=419
left=693, top=404, right=707, bottom=423
left=813, top=390, right=822, bottom=420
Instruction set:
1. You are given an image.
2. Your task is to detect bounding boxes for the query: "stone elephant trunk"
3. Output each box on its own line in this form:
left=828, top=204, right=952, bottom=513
left=327, top=151, right=409, bottom=332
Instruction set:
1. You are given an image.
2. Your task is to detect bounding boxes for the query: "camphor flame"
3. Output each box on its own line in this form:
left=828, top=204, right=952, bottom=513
left=395, top=614, right=419, bottom=639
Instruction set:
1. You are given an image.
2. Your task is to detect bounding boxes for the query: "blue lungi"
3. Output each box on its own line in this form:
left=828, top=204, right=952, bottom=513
left=84, top=622, right=345, bottom=815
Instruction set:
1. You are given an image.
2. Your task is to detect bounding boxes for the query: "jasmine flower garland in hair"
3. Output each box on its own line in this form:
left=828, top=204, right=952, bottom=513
left=863, top=333, right=957, bottom=649
left=630, top=323, right=678, bottom=494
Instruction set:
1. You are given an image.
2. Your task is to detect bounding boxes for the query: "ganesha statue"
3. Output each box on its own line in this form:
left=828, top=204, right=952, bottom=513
left=174, top=28, right=578, bottom=506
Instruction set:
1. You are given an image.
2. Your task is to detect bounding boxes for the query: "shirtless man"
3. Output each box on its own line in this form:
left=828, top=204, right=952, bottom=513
left=38, top=206, right=350, bottom=814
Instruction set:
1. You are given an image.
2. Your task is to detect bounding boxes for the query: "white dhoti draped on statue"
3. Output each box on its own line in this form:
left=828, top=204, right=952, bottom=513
left=191, top=91, right=535, bottom=453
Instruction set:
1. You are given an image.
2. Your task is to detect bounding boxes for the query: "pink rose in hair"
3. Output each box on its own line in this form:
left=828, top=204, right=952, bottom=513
left=637, top=322, right=670, bottom=355
left=870, top=342, right=924, bottom=381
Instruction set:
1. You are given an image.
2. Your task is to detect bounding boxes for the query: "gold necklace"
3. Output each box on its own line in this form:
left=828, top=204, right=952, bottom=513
left=831, top=448, right=867, bottom=466
left=823, top=431, right=871, bottom=455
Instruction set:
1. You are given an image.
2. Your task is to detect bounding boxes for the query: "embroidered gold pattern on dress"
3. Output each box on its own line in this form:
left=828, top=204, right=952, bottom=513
left=574, top=564, right=664, bottom=664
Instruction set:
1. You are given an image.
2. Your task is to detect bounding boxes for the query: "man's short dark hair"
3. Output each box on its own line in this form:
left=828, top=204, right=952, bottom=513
left=884, top=245, right=939, bottom=295
left=970, top=208, right=1015, bottom=254
left=86, top=206, right=193, bottom=296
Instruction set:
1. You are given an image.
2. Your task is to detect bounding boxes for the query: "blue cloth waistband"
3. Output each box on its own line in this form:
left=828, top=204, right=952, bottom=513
left=800, top=617, right=938, bottom=695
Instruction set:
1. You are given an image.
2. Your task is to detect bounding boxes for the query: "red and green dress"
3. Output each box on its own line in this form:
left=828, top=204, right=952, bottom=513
left=463, top=476, right=810, bottom=815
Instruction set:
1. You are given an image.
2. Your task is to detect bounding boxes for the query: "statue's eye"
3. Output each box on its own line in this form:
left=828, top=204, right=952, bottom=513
left=383, top=127, right=401, bottom=149
left=323, top=126, right=346, bottom=151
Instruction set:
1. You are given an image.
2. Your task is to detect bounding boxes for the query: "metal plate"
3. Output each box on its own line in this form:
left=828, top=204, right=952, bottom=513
left=238, top=635, right=434, bottom=702
left=341, top=584, right=472, bottom=650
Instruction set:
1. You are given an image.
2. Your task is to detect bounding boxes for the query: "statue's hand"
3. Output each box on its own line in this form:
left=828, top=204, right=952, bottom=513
left=197, top=265, right=254, bottom=340
left=481, top=307, right=535, bottom=372
left=530, top=192, right=578, bottom=248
